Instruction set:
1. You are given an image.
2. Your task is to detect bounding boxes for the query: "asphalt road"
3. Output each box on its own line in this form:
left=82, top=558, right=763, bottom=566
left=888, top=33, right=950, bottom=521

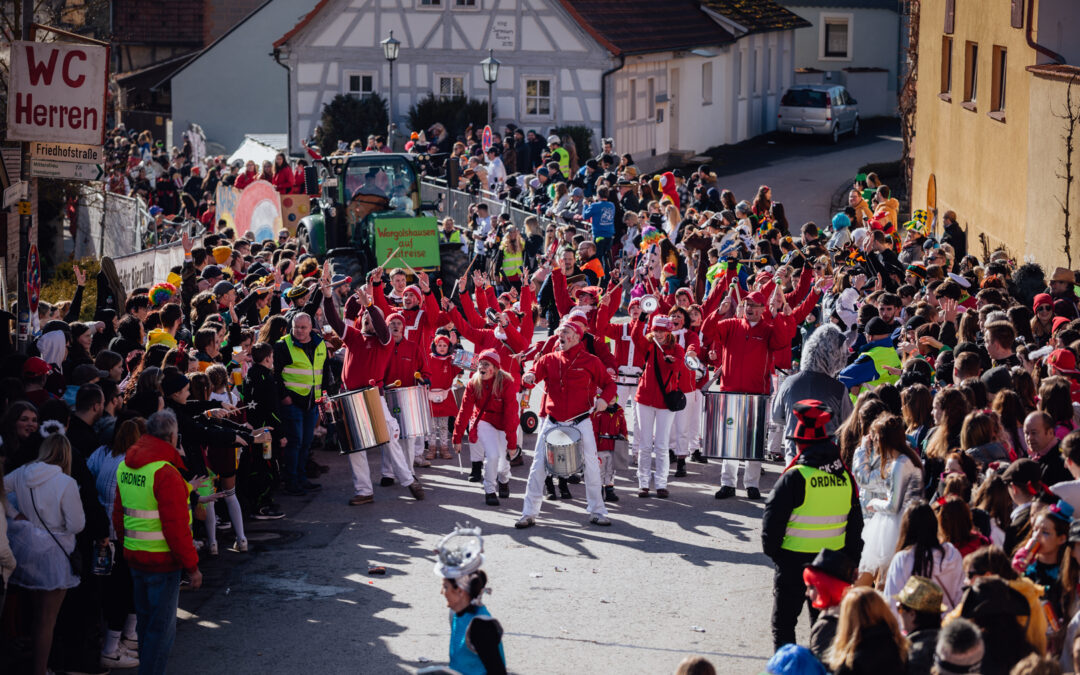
left=693, top=120, right=903, bottom=229
left=164, top=438, right=792, bottom=675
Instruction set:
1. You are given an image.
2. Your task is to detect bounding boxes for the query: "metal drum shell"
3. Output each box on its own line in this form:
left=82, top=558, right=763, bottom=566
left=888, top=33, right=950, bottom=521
left=543, top=424, right=585, bottom=477
left=385, top=385, right=434, bottom=438
left=700, top=392, right=770, bottom=461
left=331, top=387, right=391, bottom=453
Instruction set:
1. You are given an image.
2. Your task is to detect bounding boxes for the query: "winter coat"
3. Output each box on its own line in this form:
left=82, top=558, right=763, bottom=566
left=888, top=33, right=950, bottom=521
left=593, top=404, right=628, bottom=451
left=630, top=319, right=684, bottom=409
left=111, top=434, right=199, bottom=574
left=453, top=376, right=520, bottom=450
left=4, top=462, right=85, bottom=554
left=832, top=622, right=906, bottom=675
left=426, top=353, right=463, bottom=417
left=703, top=312, right=796, bottom=394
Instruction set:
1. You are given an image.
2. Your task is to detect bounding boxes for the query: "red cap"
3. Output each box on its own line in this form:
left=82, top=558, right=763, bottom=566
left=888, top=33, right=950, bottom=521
left=1049, top=348, right=1078, bottom=373
left=1033, top=293, right=1054, bottom=313
left=433, top=334, right=452, bottom=347
left=1053, top=316, right=1071, bottom=333
left=22, top=356, right=51, bottom=376
left=745, top=290, right=767, bottom=306
left=386, top=312, right=405, bottom=326
left=575, top=286, right=601, bottom=300
left=650, top=315, right=674, bottom=332
left=478, top=348, right=501, bottom=367
left=558, top=319, right=585, bottom=337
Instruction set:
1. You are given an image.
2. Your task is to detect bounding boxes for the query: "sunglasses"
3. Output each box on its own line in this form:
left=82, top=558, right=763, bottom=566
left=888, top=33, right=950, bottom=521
left=1038, top=305, right=1052, bottom=311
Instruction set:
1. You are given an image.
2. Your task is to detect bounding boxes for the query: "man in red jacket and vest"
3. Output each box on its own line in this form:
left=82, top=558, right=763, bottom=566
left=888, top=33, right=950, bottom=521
left=112, top=409, right=202, bottom=674
left=704, top=286, right=796, bottom=500
left=515, top=318, right=617, bottom=529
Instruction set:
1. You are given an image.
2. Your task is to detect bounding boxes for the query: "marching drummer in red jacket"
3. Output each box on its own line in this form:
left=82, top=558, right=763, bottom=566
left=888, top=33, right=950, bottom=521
left=453, top=349, right=520, bottom=506
left=321, top=286, right=423, bottom=505
left=384, top=311, right=432, bottom=470
left=425, top=334, right=462, bottom=461
left=515, top=318, right=618, bottom=529
left=666, top=306, right=703, bottom=480
left=630, top=313, right=685, bottom=498
left=371, top=267, right=442, bottom=348
left=703, top=285, right=796, bottom=500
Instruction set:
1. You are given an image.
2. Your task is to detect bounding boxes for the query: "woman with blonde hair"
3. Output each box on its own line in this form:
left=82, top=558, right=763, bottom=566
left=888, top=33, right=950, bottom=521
left=827, top=587, right=908, bottom=675
left=452, top=350, right=520, bottom=506
left=4, top=432, right=86, bottom=675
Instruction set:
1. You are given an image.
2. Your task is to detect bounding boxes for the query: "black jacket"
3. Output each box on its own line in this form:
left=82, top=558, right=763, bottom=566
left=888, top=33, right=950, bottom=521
left=906, top=628, right=939, bottom=675
left=762, top=441, right=864, bottom=565
left=273, top=333, right=334, bottom=410
left=833, top=622, right=906, bottom=675
left=808, top=609, right=839, bottom=662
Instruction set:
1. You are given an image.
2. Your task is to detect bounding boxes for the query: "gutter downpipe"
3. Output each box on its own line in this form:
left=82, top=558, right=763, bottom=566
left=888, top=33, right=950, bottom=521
left=600, top=54, right=626, bottom=142
left=272, top=48, right=294, bottom=154
left=1026, top=0, right=1065, bottom=64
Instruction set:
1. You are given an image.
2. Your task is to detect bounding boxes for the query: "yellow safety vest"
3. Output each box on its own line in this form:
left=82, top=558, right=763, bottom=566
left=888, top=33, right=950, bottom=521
left=280, top=334, right=327, bottom=397
left=501, top=249, right=523, bottom=277
left=780, top=465, right=852, bottom=553
left=116, top=460, right=192, bottom=554
left=552, top=147, right=570, bottom=177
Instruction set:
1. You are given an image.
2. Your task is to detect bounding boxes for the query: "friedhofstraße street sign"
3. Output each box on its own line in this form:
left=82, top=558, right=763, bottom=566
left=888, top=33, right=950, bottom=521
left=6, top=40, right=109, bottom=145
left=29, top=142, right=104, bottom=164
left=29, top=158, right=104, bottom=181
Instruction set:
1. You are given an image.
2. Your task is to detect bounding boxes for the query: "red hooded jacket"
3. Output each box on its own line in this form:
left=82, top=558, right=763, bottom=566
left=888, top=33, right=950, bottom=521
left=111, top=435, right=199, bottom=574
left=453, top=375, right=520, bottom=449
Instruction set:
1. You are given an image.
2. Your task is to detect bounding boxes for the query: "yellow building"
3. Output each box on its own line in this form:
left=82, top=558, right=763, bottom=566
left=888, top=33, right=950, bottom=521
left=912, top=0, right=1080, bottom=268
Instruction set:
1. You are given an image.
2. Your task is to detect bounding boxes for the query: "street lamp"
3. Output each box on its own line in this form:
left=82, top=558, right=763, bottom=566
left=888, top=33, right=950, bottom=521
left=381, top=30, right=400, bottom=149
left=480, top=49, right=500, bottom=129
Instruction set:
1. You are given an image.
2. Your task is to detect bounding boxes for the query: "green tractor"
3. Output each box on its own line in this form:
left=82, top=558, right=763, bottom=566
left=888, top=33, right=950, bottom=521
left=294, top=152, right=469, bottom=285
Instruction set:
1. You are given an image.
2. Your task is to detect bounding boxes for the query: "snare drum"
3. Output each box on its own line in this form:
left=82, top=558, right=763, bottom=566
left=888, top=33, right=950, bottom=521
left=615, top=368, right=641, bottom=388
left=385, top=385, right=434, bottom=438
left=700, top=391, right=770, bottom=461
left=452, top=350, right=478, bottom=370
left=330, top=387, right=391, bottom=453
left=542, top=424, right=584, bottom=478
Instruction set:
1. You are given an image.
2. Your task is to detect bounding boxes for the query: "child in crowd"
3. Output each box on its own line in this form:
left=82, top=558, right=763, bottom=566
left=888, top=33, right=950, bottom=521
left=425, top=334, right=463, bottom=461
left=593, top=402, right=627, bottom=502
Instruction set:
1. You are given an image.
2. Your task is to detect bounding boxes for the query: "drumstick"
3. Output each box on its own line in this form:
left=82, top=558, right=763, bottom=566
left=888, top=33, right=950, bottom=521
left=451, top=256, right=478, bottom=299
left=380, top=246, right=402, bottom=269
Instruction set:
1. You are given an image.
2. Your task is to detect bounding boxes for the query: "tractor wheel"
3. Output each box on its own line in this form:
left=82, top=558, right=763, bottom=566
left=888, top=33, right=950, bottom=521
left=520, top=411, right=539, bottom=434
left=296, top=224, right=311, bottom=254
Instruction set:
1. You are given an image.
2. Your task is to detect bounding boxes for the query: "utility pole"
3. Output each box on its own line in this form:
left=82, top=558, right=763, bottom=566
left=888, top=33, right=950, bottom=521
left=16, top=0, right=33, bottom=353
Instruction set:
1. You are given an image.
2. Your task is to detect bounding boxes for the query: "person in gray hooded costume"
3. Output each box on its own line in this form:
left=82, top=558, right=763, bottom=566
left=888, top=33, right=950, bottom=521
left=772, top=324, right=854, bottom=462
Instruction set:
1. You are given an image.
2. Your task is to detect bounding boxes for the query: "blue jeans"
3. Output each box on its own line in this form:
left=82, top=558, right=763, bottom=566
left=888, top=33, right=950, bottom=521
left=282, top=404, right=319, bottom=489
left=131, top=568, right=181, bottom=675
left=594, top=236, right=613, bottom=273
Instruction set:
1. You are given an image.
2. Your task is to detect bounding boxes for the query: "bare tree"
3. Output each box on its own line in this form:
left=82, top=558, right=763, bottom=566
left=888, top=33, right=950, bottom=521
left=1056, top=74, right=1080, bottom=269
left=899, top=0, right=920, bottom=195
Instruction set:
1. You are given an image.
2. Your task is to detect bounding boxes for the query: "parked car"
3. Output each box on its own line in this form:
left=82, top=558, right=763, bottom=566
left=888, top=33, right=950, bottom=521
left=777, top=85, right=860, bottom=144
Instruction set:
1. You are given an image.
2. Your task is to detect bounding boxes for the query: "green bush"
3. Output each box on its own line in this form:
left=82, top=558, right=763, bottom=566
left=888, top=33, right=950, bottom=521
left=40, top=257, right=100, bottom=321
left=315, top=93, right=389, bottom=153
left=406, top=94, right=489, bottom=142
left=552, top=125, right=596, bottom=160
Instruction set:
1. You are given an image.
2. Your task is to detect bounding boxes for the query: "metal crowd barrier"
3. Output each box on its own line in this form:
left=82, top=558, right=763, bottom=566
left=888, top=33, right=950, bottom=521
left=420, top=178, right=568, bottom=236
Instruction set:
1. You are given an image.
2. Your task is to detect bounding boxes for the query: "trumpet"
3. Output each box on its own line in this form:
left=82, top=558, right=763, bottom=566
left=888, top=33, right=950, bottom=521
left=640, top=295, right=660, bottom=314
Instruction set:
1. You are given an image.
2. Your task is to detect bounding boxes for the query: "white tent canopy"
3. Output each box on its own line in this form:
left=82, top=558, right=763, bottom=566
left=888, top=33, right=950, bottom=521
left=226, top=133, right=288, bottom=167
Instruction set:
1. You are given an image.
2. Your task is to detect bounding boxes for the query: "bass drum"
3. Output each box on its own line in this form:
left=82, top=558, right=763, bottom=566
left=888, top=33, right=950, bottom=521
left=700, top=392, right=770, bottom=461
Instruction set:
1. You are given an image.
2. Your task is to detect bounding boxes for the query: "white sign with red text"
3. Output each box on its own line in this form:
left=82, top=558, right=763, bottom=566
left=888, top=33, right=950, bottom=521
left=6, top=40, right=108, bottom=144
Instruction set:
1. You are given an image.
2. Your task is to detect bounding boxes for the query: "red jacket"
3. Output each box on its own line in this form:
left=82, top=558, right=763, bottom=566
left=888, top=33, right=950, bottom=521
left=447, top=308, right=527, bottom=387
left=702, top=313, right=795, bottom=394
left=234, top=170, right=257, bottom=190
left=373, top=282, right=442, bottom=349
left=630, top=319, right=685, bottom=409
left=672, top=328, right=703, bottom=392
left=111, top=435, right=199, bottom=574
left=383, top=337, right=426, bottom=387
left=341, top=321, right=392, bottom=390
left=529, top=343, right=616, bottom=422
left=602, top=320, right=647, bottom=371
left=425, top=352, right=462, bottom=417
left=272, top=166, right=294, bottom=193
left=593, top=404, right=628, bottom=451
left=453, top=375, right=520, bottom=449
left=770, top=288, right=820, bottom=371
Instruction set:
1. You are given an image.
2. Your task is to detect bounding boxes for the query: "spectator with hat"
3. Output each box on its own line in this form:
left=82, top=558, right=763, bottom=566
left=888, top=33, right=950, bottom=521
left=762, top=399, right=863, bottom=650
left=933, top=618, right=984, bottom=674
left=802, top=548, right=855, bottom=661
left=893, top=576, right=946, bottom=673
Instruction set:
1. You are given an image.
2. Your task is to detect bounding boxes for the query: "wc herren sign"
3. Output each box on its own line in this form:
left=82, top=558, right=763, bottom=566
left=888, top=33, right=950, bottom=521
left=6, top=40, right=108, bottom=145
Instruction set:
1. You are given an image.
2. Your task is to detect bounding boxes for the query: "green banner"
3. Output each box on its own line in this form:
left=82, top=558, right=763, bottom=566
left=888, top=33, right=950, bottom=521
left=373, top=216, right=440, bottom=269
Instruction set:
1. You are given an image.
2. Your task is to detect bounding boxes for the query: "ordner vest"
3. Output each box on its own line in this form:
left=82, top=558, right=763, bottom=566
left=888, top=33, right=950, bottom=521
left=780, top=464, right=851, bottom=553
left=116, top=460, right=192, bottom=553
left=280, top=334, right=327, bottom=397
left=850, top=345, right=902, bottom=402
left=501, top=249, right=523, bottom=277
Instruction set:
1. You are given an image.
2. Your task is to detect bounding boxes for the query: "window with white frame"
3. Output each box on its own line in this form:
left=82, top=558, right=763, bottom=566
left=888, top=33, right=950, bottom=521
left=436, top=75, right=465, bottom=100
left=455, top=0, right=479, bottom=6
left=417, top=0, right=441, bottom=7
left=647, top=77, right=655, bottom=119
left=344, top=71, right=375, bottom=98
left=820, top=13, right=853, bottom=60
left=524, top=77, right=553, bottom=118
left=629, top=78, right=638, bottom=120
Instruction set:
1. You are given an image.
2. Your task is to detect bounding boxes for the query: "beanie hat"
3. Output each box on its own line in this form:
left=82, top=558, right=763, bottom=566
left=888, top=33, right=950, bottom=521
left=477, top=349, right=501, bottom=368
left=865, top=316, right=891, bottom=336
left=788, top=399, right=832, bottom=443
left=385, top=312, right=405, bottom=326
left=162, top=372, right=190, bottom=396
left=558, top=318, right=584, bottom=338
left=212, top=246, right=232, bottom=264
left=403, top=285, right=423, bottom=302
left=649, top=315, right=674, bottom=332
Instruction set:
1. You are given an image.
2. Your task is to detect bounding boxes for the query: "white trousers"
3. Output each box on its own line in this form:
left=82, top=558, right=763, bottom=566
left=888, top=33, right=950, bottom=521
left=365, top=398, right=415, bottom=488
left=476, top=421, right=511, bottom=495
left=720, top=459, right=762, bottom=489
left=636, top=404, right=676, bottom=489
left=671, top=390, right=703, bottom=457
left=521, top=417, right=607, bottom=519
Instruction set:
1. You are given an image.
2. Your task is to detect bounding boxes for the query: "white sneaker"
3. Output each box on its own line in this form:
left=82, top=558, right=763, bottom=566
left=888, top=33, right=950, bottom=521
left=120, top=636, right=138, bottom=653
left=232, top=539, right=248, bottom=553
left=102, top=650, right=140, bottom=668
left=589, top=514, right=612, bottom=527
left=208, top=542, right=219, bottom=556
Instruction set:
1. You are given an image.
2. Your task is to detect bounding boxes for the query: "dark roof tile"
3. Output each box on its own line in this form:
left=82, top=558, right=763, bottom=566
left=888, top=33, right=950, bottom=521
left=703, top=0, right=812, bottom=33
left=557, top=0, right=735, bottom=55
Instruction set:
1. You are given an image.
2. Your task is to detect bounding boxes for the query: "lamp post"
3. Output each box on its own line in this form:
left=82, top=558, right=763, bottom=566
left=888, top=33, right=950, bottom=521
left=480, top=49, right=500, bottom=130
left=381, top=30, right=400, bottom=150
